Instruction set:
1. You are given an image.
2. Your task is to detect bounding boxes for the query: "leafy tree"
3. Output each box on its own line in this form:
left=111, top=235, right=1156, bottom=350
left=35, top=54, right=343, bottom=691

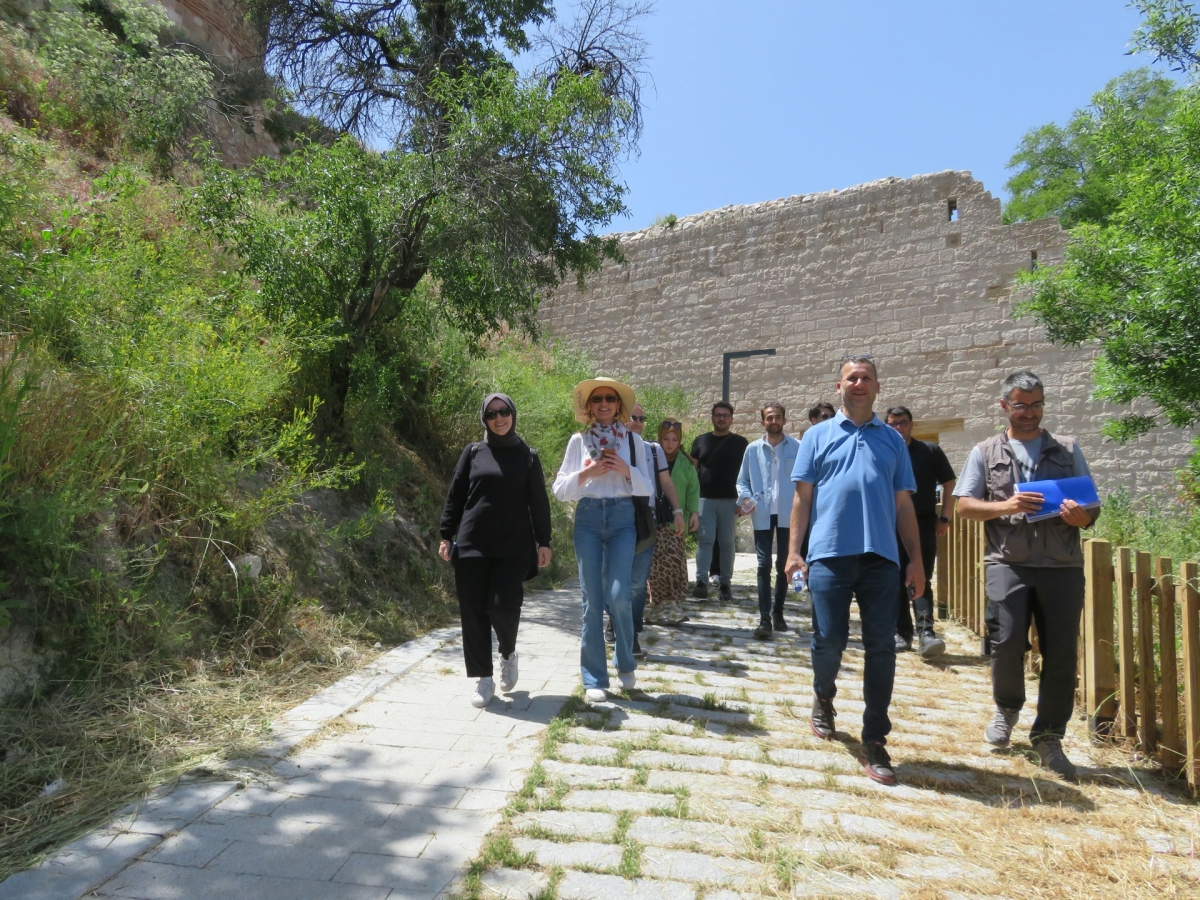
left=210, top=0, right=649, bottom=434
left=1017, top=80, right=1200, bottom=482
left=1003, top=69, right=1179, bottom=228
left=1129, top=0, right=1200, bottom=72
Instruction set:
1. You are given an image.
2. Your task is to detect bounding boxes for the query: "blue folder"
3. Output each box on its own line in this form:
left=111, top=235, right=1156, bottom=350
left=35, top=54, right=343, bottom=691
left=1014, top=475, right=1101, bottom=522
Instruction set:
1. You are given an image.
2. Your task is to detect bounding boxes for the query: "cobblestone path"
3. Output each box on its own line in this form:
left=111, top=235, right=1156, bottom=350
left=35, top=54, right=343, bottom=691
left=470, top=560, right=1197, bottom=900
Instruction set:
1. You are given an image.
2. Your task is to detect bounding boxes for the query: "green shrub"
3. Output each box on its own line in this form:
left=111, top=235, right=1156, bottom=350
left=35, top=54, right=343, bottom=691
left=1087, top=488, right=1200, bottom=563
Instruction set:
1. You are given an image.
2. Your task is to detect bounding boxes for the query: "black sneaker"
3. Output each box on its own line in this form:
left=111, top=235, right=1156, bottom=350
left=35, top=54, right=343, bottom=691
left=772, top=614, right=789, bottom=633
left=1034, top=737, right=1078, bottom=781
left=692, top=581, right=709, bottom=599
left=632, top=634, right=645, bottom=658
left=604, top=618, right=615, bottom=644
left=718, top=582, right=733, bottom=603
left=858, top=742, right=897, bottom=785
left=894, top=633, right=912, bottom=652
left=811, top=695, right=836, bottom=740
left=753, top=620, right=772, bottom=640
left=918, top=632, right=946, bottom=658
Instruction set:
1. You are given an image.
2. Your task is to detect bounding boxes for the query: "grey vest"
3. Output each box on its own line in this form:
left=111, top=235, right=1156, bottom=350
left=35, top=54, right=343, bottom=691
left=977, top=430, right=1084, bottom=568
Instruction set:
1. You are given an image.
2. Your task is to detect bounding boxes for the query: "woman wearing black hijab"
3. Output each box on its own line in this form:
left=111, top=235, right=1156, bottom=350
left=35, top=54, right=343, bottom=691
left=439, top=394, right=553, bottom=707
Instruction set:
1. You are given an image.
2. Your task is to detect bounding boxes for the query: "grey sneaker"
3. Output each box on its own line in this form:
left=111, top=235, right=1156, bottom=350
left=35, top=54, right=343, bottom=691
left=499, top=652, right=518, bottom=692
left=984, top=706, right=1020, bottom=747
left=1034, top=737, right=1078, bottom=781
left=811, top=695, right=836, bottom=740
left=918, top=633, right=946, bottom=658
left=895, top=633, right=912, bottom=652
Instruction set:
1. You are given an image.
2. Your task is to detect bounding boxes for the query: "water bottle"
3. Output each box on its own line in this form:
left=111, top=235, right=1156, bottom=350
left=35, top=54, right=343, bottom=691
left=791, top=570, right=807, bottom=594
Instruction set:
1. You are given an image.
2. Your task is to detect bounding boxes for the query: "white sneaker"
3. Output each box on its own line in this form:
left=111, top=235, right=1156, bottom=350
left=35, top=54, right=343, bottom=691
left=584, top=687, right=608, bottom=703
left=499, top=651, right=518, bottom=692
left=617, top=670, right=636, bottom=691
left=471, top=677, right=495, bottom=708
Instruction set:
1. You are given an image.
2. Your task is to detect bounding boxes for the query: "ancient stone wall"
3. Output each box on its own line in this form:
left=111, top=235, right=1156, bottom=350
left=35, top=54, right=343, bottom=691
left=539, top=171, right=1195, bottom=496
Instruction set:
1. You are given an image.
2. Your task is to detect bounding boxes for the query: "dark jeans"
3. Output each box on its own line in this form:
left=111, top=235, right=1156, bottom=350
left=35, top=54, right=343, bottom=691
left=754, top=515, right=789, bottom=621
left=896, top=515, right=939, bottom=639
left=808, top=552, right=901, bottom=745
left=985, top=562, right=1085, bottom=743
left=453, top=556, right=525, bottom=678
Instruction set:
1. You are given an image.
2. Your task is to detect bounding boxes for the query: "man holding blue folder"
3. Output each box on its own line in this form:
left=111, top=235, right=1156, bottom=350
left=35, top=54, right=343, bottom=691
left=954, top=371, right=1098, bottom=781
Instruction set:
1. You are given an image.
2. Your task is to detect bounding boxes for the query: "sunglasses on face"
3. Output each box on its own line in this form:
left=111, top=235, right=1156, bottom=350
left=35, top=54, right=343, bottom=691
left=660, top=420, right=682, bottom=430
left=589, top=394, right=619, bottom=404
left=630, top=415, right=647, bottom=422
left=484, top=407, right=513, bottom=420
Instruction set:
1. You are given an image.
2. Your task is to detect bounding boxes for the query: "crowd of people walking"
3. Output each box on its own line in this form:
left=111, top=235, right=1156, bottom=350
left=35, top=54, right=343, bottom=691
left=439, top=361, right=1097, bottom=785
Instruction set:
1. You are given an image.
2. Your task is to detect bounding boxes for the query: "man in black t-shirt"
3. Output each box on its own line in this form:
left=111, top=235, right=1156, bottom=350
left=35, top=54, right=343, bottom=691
left=885, top=407, right=956, bottom=658
left=691, top=401, right=749, bottom=602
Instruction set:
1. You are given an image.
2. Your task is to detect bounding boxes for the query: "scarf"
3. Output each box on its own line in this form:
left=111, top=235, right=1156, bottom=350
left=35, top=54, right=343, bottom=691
left=581, top=418, right=628, bottom=467
left=481, top=393, right=523, bottom=448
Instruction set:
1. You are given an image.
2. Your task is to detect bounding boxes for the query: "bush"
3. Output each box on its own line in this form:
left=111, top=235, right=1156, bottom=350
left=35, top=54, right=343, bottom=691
left=1087, top=488, right=1200, bottom=563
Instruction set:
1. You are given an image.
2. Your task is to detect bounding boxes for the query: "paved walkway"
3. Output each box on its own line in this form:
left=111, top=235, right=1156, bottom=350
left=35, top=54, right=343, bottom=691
left=3, top=555, right=1196, bottom=899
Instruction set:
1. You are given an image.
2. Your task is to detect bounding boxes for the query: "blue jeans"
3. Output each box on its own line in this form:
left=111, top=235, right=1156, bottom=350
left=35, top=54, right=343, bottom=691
left=754, top=515, right=790, bottom=621
left=809, top=552, right=901, bottom=745
left=696, top=498, right=737, bottom=586
left=574, top=497, right=637, bottom=687
left=629, top=542, right=654, bottom=633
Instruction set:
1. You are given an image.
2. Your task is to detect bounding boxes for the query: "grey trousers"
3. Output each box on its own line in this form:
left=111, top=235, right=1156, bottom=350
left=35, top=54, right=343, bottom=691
left=696, top=498, right=737, bottom=587
left=984, top=562, right=1085, bottom=743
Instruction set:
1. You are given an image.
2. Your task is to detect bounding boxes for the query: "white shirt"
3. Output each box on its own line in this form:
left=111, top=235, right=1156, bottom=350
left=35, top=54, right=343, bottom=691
left=552, top=431, right=654, bottom=502
left=768, top=438, right=783, bottom=516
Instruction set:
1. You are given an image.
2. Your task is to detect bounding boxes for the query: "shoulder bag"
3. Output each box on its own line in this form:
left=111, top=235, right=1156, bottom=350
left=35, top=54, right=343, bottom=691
left=649, top=444, right=674, bottom=527
left=627, top=433, right=657, bottom=554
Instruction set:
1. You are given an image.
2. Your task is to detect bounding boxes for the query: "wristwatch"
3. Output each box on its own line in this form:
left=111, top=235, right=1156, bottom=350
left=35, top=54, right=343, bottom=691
left=673, top=508, right=684, bottom=516
left=938, top=515, right=950, bottom=523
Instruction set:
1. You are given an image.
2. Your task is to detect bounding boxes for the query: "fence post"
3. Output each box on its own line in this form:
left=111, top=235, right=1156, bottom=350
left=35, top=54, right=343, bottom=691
left=976, top=521, right=988, bottom=642
left=1116, top=547, right=1137, bottom=740
left=1084, top=539, right=1117, bottom=739
left=936, top=506, right=948, bottom=621
left=1135, top=550, right=1156, bottom=754
left=1156, top=557, right=1182, bottom=774
left=952, top=516, right=964, bottom=623
left=1179, top=560, right=1200, bottom=790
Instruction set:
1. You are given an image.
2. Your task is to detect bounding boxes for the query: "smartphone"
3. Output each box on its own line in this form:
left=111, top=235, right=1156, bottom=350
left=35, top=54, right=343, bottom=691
left=600, top=448, right=616, bottom=458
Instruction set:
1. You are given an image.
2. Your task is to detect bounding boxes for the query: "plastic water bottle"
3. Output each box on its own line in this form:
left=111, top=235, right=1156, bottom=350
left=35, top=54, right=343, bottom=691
left=791, top=570, right=807, bottom=594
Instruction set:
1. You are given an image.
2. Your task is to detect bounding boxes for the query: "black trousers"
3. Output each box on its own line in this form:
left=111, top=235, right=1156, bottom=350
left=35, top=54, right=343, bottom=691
left=453, top=556, right=525, bottom=678
left=896, top=516, right=939, bottom=639
left=985, top=562, right=1085, bottom=742
left=754, top=515, right=790, bottom=621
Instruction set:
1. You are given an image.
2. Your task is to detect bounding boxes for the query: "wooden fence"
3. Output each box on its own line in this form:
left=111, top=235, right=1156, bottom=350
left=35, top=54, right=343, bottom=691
left=939, top=515, right=1200, bottom=788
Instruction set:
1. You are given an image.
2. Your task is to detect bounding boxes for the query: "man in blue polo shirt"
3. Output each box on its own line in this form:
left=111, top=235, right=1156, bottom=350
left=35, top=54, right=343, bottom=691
left=785, top=356, right=925, bottom=786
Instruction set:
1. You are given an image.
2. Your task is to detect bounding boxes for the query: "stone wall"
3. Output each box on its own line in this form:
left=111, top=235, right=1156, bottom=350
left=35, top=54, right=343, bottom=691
left=539, top=171, right=1195, bottom=495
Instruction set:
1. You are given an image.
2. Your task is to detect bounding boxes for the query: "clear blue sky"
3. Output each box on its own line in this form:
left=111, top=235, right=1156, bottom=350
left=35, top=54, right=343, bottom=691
left=617, top=1, right=1163, bottom=230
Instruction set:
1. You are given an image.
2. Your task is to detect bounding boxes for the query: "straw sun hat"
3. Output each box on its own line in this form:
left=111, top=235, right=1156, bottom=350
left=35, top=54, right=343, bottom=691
left=572, top=377, right=636, bottom=424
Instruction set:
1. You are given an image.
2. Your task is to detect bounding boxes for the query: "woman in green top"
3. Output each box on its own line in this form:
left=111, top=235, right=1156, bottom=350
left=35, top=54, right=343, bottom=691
left=645, top=419, right=700, bottom=624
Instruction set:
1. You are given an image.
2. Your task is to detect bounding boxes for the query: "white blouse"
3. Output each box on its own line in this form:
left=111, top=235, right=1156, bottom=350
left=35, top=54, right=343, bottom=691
left=552, top=431, right=654, bottom=502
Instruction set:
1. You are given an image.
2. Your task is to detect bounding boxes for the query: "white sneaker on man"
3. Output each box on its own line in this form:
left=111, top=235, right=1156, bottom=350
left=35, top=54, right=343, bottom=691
left=471, top=677, right=495, bottom=708
left=617, top=670, right=636, bottom=691
left=584, top=687, right=608, bottom=703
left=499, top=651, right=519, bottom=692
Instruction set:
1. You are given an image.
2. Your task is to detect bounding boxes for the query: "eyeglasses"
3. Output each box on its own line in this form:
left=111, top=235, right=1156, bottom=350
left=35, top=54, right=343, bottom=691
left=630, top=415, right=647, bottom=422
left=484, top=407, right=513, bottom=420
left=1006, top=401, right=1045, bottom=413
left=712, top=411, right=732, bottom=418
left=589, top=394, right=619, bottom=404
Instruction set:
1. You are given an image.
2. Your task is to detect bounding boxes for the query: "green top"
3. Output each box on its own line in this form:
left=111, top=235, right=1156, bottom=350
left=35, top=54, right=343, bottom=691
left=668, top=453, right=700, bottom=519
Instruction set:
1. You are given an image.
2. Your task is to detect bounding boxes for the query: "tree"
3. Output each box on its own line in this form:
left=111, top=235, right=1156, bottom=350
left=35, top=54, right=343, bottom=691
left=1003, top=69, right=1179, bottom=228
left=1129, top=0, right=1200, bottom=73
left=1017, top=80, right=1200, bottom=482
left=213, top=0, right=649, bottom=434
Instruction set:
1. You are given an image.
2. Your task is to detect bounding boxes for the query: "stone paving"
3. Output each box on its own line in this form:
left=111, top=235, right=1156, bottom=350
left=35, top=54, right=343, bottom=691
left=3, top=555, right=1197, bottom=899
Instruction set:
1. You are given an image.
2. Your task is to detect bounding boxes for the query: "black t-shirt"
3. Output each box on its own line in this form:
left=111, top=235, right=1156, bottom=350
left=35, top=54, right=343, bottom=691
left=439, top=442, right=553, bottom=558
left=908, top=439, right=956, bottom=517
left=690, top=432, right=749, bottom=499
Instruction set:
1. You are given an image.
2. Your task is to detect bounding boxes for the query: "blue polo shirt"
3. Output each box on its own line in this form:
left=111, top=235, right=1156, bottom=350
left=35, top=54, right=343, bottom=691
left=791, top=411, right=917, bottom=566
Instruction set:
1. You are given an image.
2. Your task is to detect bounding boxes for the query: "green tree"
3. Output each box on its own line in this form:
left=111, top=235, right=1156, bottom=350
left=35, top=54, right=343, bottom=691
left=1017, top=81, right=1200, bottom=482
left=1003, top=69, right=1179, bottom=228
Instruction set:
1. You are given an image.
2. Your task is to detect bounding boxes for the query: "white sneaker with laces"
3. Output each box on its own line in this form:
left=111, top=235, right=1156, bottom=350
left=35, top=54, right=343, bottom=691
left=471, top=676, right=495, bottom=708
left=617, top=670, right=636, bottom=691
left=584, top=687, right=608, bottom=703
left=499, top=651, right=519, bottom=692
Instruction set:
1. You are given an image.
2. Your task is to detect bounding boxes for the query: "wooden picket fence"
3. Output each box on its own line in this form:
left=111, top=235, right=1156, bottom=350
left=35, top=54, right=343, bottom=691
left=939, top=514, right=1200, bottom=789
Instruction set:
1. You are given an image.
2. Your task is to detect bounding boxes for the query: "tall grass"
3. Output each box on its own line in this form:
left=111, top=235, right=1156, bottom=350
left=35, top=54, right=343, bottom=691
left=1087, top=488, right=1200, bottom=562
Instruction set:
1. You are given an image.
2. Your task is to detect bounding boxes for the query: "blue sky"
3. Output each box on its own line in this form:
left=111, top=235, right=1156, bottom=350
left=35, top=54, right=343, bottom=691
left=616, top=1, right=1163, bottom=230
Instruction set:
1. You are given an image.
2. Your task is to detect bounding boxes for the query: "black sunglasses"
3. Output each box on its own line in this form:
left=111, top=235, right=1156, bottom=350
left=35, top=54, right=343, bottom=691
left=589, top=394, right=619, bottom=404
left=484, top=407, right=513, bottom=420
left=660, top=420, right=682, bottom=430
left=630, top=415, right=647, bottom=422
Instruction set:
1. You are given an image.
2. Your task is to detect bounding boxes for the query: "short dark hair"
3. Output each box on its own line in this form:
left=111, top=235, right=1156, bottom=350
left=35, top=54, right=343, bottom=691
left=840, top=354, right=878, bottom=378
left=885, top=406, right=913, bottom=422
left=1002, top=371, right=1043, bottom=401
left=807, top=402, right=835, bottom=420
left=760, top=400, right=786, bottom=419
left=712, top=401, right=734, bottom=416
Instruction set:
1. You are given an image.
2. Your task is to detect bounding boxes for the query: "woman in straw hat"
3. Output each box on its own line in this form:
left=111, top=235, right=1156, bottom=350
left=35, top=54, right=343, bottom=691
left=552, top=377, right=654, bottom=703
left=440, top=393, right=553, bottom=708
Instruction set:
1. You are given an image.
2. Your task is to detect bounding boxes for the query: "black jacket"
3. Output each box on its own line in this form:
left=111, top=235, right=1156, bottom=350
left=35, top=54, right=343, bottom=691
left=440, top=442, right=553, bottom=561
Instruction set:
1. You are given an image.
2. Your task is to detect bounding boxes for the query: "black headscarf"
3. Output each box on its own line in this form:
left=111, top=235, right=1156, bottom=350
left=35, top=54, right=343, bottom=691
left=481, top=393, right=523, bottom=448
